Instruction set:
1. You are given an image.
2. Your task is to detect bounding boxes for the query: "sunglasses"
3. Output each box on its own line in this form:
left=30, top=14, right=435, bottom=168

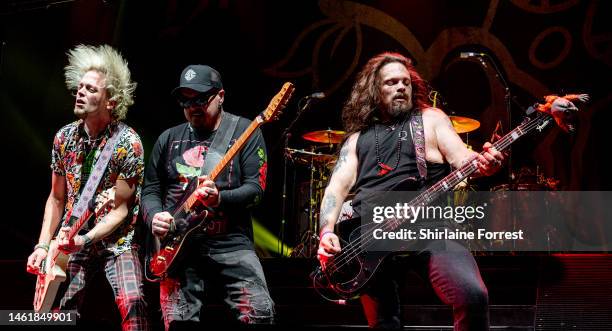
left=177, top=91, right=218, bottom=108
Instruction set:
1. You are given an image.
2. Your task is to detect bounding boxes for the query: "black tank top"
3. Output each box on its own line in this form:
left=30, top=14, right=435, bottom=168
left=351, top=115, right=450, bottom=217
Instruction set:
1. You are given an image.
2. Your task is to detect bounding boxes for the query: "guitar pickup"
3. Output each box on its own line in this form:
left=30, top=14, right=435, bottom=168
left=164, top=246, right=174, bottom=252
left=156, top=256, right=166, bottom=262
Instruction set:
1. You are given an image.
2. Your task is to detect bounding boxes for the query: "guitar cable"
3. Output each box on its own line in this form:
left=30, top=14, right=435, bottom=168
left=311, top=274, right=348, bottom=305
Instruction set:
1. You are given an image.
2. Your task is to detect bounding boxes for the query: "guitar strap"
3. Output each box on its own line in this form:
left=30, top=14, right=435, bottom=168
left=66, top=122, right=127, bottom=224
left=409, top=108, right=427, bottom=180
left=200, top=112, right=240, bottom=176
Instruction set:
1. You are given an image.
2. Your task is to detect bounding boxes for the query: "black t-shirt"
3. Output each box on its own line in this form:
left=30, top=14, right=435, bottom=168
left=351, top=116, right=450, bottom=217
left=141, top=114, right=267, bottom=253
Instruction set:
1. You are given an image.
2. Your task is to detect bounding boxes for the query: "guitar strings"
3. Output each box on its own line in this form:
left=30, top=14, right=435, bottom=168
left=327, top=112, right=545, bottom=273
left=327, top=113, right=542, bottom=273
left=325, top=112, right=547, bottom=274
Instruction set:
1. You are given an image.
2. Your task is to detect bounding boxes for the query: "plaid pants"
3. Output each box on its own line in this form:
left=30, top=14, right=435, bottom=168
left=57, top=246, right=149, bottom=331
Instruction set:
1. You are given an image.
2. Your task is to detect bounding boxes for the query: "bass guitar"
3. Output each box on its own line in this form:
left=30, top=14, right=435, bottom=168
left=312, top=102, right=577, bottom=300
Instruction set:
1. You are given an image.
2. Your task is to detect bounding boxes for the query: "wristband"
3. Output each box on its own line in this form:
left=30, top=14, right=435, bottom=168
left=80, top=234, right=93, bottom=248
left=34, top=243, right=49, bottom=252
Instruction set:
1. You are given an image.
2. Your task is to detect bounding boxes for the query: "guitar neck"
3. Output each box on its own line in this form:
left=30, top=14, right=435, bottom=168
left=209, top=117, right=262, bottom=181
left=177, top=82, right=294, bottom=214
left=50, top=208, right=96, bottom=260
left=62, top=189, right=114, bottom=243
left=183, top=116, right=263, bottom=211
left=66, top=209, right=94, bottom=240
left=408, top=111, right=550, bottom=211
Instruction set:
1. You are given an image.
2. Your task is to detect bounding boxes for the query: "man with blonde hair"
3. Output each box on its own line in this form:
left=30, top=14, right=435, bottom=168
left=26, top=44, right=149, bottom=330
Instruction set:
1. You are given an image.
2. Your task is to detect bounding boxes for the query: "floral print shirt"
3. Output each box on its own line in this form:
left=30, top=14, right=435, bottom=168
left=51, top=120, right=144, bottom=256
left=141, top=114, right=267, bottom=253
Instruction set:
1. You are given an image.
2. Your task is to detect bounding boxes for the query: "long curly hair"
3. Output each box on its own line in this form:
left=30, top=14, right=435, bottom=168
left=342, top=52, right=431, bottom=135
left=64, top=44, right=136, bottom=121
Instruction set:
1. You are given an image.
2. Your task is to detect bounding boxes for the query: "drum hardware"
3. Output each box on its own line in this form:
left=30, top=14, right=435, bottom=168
left=285, top=148, right=336, bottom=166
left=277, top=93, right=324, bottom=257
left=489, top=166, right=561, bottom=251
left=287, top=128, right=348, bottom=257
left=493, top=166, right=560, bottom=192
left=285, top=143, right=341, bottom=257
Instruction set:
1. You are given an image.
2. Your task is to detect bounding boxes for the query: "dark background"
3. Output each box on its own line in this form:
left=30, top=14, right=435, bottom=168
left=1, top=0, right=611, bottom=263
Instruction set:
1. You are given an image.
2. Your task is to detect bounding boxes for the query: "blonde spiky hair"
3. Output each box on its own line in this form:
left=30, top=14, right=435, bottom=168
left=64, top=44, right=136, bottom=121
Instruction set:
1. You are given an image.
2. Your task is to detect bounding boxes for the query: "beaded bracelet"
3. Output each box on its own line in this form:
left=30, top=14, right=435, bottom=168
left=34, top=243, right=49, bottom=252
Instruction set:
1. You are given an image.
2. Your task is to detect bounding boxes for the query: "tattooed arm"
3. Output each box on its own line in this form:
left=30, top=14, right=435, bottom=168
left=317, top=133, right=359, bottom=264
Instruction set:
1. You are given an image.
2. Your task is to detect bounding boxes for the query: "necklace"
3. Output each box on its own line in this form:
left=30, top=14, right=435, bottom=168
left=86, top=135, right=103, bottom=145
left=374, top=115, right=408, bottom=176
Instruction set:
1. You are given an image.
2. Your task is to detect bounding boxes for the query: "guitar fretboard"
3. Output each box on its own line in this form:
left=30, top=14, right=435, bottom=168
left=390, top=111, right=550, bottom=230
left=183, top=116, right=263, bottom=211
left=179, top=82, right=294, bottom=213
left=67, top=209, right=94, bottom=240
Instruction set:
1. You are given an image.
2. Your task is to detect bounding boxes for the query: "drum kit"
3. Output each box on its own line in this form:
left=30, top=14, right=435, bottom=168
left=286, top=129, right=345, bottom=257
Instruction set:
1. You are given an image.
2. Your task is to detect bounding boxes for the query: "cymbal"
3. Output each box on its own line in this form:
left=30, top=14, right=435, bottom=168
left=449, top=116, right=480, bottom=134
left=286, top=148, right=336, bottom=165
left=302, top=129, right=346, bottom=144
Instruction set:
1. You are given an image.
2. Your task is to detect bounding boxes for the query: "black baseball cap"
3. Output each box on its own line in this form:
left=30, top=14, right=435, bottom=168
left=172, top=65, right=223, bottom=96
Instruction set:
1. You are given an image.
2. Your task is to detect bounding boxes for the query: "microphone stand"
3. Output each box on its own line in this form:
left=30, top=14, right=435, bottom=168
left=478, top=53, right=519, bottom=250
left=278, top=96, right=315, bottom=257
left=480, top=53, right=513, bottom=184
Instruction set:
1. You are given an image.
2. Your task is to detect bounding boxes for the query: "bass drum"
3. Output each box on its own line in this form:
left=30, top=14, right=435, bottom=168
left=487, top=183, right=559, bottom=251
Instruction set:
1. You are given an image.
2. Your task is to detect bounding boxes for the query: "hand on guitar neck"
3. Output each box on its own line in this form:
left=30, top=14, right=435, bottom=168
left=57, top=187, right=116, bottom=254
left=57, top=231, right=91, bottom=254
left=470, top=142, right=506, bottom=178
left=193, top=175, right=220, bottom=208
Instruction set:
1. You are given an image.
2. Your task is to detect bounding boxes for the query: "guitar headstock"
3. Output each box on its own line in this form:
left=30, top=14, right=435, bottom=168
left=261, top=82, right=295, bottom=122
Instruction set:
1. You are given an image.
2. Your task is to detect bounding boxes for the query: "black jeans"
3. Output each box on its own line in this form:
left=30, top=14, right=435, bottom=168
left=360, top=241, right=489, bottom=330
left=160, top=249, right=275, bottom=330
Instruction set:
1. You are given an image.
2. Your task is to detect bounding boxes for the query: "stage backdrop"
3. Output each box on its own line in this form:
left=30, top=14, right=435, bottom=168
left=1, top=0, right=611, bottom=260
